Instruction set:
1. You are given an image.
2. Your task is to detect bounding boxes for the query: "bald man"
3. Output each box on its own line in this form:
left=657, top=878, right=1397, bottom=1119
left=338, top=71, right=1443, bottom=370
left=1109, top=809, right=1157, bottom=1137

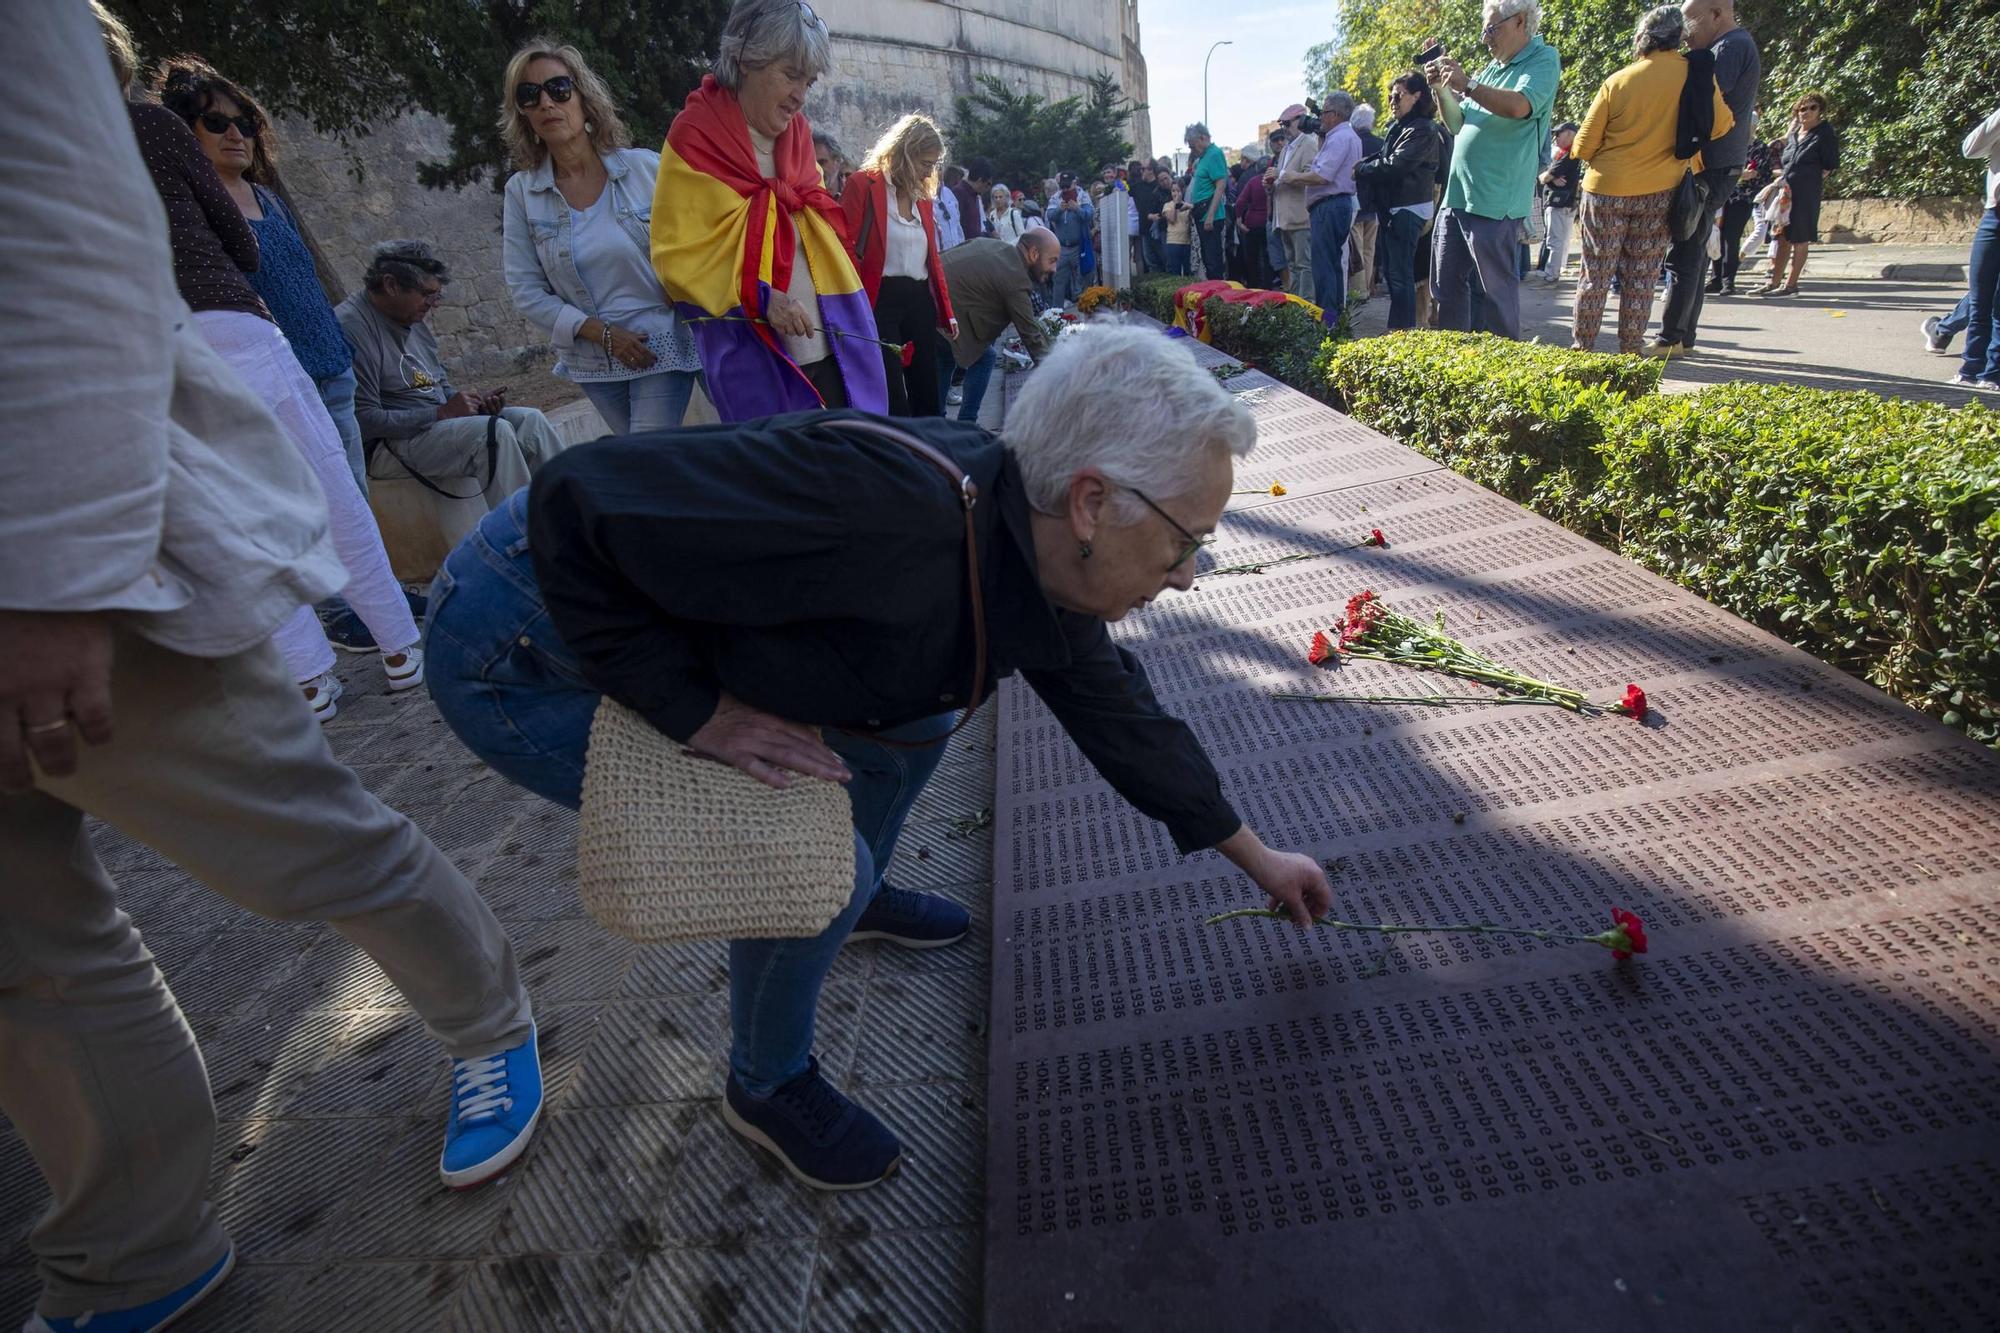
left=937, top=228, right=1060, bottom=422
left=1655, top=0, right=1761, bottom=354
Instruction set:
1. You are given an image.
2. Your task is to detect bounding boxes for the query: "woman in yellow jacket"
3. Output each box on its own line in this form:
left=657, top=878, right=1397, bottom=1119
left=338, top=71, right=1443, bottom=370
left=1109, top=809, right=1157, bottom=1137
left=1569, top=5, right=1733, bottom=355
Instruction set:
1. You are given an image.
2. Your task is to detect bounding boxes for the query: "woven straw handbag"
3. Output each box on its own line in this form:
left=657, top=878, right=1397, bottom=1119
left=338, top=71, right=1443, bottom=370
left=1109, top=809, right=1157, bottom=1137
left=571, top=418, right=989, bottom=947
left=576, top=697, right=856, bottom=944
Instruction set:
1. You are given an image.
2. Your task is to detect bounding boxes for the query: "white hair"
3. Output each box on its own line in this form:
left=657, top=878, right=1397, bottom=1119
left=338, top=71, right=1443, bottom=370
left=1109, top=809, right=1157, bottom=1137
left=1486, top=0, right=1541, bottom=38
left=1351, top=104, right=1376, bottom=132
left=713, top=0, right=834, bottom=90
left=1003, top=322, right=1255, bottom=521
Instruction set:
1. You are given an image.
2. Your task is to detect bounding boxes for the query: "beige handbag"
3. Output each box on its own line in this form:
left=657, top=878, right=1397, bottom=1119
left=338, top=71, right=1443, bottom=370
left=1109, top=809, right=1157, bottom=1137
left=572, top=419, right=990, bottom=945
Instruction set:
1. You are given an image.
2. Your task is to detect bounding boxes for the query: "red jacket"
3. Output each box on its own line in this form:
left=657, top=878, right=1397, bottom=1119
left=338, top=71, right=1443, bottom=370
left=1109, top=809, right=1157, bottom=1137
left=839, top=168, right=955, bottom=327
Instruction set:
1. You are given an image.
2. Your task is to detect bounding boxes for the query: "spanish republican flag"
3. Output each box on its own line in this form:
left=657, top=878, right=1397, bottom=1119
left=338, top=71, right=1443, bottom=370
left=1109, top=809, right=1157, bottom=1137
left=652, top=76, right=887, bottom=420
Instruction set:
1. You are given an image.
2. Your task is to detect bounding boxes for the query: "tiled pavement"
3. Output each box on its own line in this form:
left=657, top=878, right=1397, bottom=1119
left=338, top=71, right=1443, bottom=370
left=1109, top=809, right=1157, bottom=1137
left=0, top=676, right=997, bottom=1331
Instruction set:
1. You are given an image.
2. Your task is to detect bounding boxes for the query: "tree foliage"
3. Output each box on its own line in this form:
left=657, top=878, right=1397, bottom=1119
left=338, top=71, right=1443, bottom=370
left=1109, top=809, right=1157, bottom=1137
left=1306, top=0, right=1999, bottom=199
left=105, top=0, right=729, bottom=190
left=949, top=73, right=1144, bottom=190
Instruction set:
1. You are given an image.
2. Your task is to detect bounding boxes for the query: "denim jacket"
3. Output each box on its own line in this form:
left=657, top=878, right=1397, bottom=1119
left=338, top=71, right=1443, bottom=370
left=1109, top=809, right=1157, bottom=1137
left=502, top=148, right=698, bottom=379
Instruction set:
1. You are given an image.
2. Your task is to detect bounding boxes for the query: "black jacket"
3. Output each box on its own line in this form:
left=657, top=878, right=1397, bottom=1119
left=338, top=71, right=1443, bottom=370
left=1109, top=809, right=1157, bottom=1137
left=1355, top=116, right=1443, bottom=212
left=1543, top=154, right=1581, bottom=209
left=1353, top=127, right=1386, bottom=213
left=528, top=410, right=1242, bottom=855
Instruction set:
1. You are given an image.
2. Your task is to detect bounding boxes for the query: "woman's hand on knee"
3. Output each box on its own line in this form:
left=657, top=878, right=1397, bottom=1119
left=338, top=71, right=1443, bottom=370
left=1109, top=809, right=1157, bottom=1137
left=687, top=692, right=851, bottom=790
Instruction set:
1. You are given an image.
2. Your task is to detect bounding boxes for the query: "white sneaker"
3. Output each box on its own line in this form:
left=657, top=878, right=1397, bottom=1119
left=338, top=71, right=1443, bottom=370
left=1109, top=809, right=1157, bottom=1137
left=946, top=386, right=964, bottom=406
left=1920, top=315, right=1951, bottom=355
left=303, top=672, right=344, bottom=724
left=383, top=644, right=425, bottom=692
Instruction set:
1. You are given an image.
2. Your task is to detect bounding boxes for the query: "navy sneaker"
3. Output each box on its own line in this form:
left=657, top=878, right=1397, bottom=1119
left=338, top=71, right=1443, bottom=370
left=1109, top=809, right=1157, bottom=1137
left=25, top=1244, right=234, bottom=1333
left=721, top=1058, right=901, bottom=1190
left=848, top=884, right=969, bottom=949
left=403, top=587, right=429, bottom=622
left=317, top=603, right=377, bottom=654
left=439, top=1025, right=543, bottom=1189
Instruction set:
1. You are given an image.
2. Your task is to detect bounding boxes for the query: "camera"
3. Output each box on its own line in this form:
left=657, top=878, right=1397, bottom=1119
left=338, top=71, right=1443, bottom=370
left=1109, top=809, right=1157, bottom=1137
left=1415, top=41, right=1445, bottom=65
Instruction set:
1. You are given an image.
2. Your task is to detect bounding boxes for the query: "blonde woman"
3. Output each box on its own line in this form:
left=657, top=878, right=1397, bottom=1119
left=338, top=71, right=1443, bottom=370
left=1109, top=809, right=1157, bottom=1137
left=840, top=113, right=958, bottom=415
left=499, top=37, right=699, bottom=432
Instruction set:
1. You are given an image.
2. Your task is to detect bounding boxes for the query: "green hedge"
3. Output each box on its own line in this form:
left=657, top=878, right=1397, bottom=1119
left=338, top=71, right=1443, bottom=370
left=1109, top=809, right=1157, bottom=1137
left=1325, top=333, right=2000, bottom=746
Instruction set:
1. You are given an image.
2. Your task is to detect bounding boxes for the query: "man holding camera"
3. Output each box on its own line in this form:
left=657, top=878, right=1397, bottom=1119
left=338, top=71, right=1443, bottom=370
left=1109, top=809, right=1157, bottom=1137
left=1424, top=0, right=1562, bottom=340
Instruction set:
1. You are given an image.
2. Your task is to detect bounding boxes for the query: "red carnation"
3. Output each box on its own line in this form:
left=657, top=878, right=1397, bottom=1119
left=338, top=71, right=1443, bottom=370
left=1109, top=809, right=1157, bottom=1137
left=1609, top=907, right=1648, bottom=959
left=899, top=342, right=916, bottom=368
left=1368, top=528, right=1387, bottom=548
left=1615, top=684, right=1648, bottom=721
left=1307, top=631, right=1334, bottom=665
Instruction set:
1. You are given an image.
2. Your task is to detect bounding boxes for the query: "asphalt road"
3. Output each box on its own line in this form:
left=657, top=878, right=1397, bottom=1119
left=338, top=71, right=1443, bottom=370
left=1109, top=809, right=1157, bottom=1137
left=1348, top=270, right=1990, bottom=406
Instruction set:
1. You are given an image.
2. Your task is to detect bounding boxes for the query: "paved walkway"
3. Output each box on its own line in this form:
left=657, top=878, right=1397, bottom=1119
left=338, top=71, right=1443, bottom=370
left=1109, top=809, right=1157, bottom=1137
left=0, top=394, right=1014, bottom=1333
left=1346, top=251, right=1985, bottom=406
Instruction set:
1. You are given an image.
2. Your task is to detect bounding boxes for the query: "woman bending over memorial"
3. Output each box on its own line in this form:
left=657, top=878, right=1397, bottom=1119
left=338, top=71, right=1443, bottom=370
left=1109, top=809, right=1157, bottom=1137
left=423, top=324, right=1334, bottom=1192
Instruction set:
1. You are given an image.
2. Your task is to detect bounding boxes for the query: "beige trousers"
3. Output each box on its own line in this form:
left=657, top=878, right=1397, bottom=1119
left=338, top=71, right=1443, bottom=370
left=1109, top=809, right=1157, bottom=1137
left=366, top=406, right=570, bottom=512
left=0, top=629, right=531, bottom=1319
left=1349, top=216, right=1380, bottom=296
left=1282, top=227, right=1315, bottom=303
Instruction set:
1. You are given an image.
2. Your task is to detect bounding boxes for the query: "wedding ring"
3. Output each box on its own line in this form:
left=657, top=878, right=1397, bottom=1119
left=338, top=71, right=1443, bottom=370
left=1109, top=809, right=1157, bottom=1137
left=22, top=719, right=71, bottom=737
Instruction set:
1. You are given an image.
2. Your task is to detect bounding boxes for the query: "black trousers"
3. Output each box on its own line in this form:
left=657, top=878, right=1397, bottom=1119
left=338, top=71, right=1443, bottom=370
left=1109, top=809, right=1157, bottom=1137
left=1712, top=195, right=1754, bottom=287
left=1658, top=165, right=1739, bottom=348
left=873, top=275, right=943, bottom=417
left=799, top=355, right=847, bottom=409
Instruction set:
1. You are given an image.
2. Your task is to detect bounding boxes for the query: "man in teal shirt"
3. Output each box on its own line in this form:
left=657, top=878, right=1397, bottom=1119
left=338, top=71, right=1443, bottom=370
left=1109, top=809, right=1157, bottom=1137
left=1185, top=122, right=1231, bottom=279
left=1426, top=0, right=1561, bottom=338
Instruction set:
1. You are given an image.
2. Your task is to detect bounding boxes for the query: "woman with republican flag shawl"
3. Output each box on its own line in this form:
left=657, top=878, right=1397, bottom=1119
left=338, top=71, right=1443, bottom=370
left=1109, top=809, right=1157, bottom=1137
left=650, top=0, right=888, bottom=420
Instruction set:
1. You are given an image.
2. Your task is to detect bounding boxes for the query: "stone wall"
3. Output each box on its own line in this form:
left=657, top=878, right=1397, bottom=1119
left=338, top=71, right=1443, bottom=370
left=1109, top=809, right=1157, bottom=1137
left=1821, top=197, right=1985, bottom=245
left=272, top=1, right=1149, bottom=378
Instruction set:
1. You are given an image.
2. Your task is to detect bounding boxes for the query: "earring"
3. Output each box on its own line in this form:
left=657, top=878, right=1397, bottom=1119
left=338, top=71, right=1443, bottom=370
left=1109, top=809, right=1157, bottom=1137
left=1077, top=540, right=1093, bottom=559
left=585, top=120, right=595, bottom=134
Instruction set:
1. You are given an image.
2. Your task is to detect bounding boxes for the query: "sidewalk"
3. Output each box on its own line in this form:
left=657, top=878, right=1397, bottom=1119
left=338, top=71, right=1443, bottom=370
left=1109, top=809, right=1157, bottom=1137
left=1803, top=241, right=1967, bottom=282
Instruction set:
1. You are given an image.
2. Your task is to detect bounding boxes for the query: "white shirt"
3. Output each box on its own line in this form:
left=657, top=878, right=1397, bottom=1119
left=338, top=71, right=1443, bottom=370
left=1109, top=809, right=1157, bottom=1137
left=750, top=127, right=828, bottom=363
left=569, top=190, right=677, bottom=341
left=988, top=207, right=1027, bottom=244
left=1967, top=106, right=2000, bottom=209
left=932, top=182, right=966, bottom=249
left=884, top=183, right=931, bottom=280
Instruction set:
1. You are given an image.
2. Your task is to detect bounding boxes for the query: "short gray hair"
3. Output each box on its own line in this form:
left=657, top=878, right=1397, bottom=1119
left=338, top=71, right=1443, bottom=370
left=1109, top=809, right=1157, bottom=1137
left=1633, top=4, right=1684, bottom=55
left=1351, top=103, right=1376, bottom=131
left=1322, top=90, right=1356, bottom=121
left=1485, top=0, right=1541, bottom=38
left=1184, top=122, right=1210, bottom=143
left=363, top=239, right=449, bottom=293
left=811, top=128, right=843, bottom=159
left=1004, top=322, right=1255, bottom=520
left=713, top=0, right=834, bottom=91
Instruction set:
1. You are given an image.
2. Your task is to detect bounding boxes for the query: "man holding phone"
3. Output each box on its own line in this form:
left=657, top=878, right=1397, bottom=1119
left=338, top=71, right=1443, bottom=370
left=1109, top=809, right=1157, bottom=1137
left=1423, top=0, right=1562, bottom=339
left=338, top=239, right=571, bottom=512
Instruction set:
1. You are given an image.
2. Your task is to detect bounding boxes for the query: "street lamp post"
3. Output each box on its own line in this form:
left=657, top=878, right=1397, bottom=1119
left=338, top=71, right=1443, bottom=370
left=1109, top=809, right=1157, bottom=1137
left=1203, top=40, right=1232, bottom=134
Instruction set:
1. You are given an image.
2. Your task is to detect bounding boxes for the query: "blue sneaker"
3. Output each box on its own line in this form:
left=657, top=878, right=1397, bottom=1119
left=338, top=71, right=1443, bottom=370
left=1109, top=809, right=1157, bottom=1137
left=722, top=1058, right=901, bottom=1191
left=402, top=587, right=429, bottom=622
left=25, top=1244, right=234, bottom=1333
left=439, top=1025, right=543, bottom=1190
left=316, top=603, right=377, bottom=654
left=848, top=884, right=969, bottom=949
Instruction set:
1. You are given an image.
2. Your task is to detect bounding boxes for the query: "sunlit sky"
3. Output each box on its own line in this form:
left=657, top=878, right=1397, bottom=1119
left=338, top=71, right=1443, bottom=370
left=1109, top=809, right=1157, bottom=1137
left=1138, top=0, right=1338, bottom=159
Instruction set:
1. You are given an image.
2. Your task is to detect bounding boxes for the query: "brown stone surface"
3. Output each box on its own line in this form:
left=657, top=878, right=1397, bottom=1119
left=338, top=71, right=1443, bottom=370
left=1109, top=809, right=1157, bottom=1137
left=983, top=335, right=2000, bottom=1329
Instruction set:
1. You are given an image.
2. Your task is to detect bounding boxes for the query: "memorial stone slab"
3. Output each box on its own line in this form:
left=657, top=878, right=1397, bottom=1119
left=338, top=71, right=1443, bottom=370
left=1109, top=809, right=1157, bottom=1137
left=983, top=338, right=2000, bottom=1330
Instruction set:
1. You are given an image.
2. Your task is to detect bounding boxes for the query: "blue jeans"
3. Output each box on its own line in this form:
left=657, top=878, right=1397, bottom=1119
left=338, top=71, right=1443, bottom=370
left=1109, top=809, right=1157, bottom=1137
left=424, top=490, right=957, bottom=1095
left=1143, top=227, right=1168, bottom=273
left=1265, top=224, right=1289, bottom=280
left=580, top=370, right=698, bottom=435
left=1382, top=208, right=1424, bottom=331
left=1165, top=243, right=1191, bottom=275
left=1309, top=194, right=1357, bottom=326
left=1961, top=207, right=2000, bottom=381
left=1939, top=291, right=1973, bottom=338
left=935, top=337, right=998, bottom=422
left=314, top=367, right=366, bottom=496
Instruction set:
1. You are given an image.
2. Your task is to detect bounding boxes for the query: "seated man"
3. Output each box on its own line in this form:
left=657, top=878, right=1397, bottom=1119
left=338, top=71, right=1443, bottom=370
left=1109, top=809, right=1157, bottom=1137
left=938, top=227, right=1058, bottom=422
left=337, top=240, right=568, bottom=509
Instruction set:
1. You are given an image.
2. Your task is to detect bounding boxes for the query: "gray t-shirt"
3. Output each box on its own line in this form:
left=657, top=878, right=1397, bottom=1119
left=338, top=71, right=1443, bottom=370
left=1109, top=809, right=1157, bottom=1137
left=1705, top=26, right=1762, bottom=171
left=336, top=291, right=456, bottom=442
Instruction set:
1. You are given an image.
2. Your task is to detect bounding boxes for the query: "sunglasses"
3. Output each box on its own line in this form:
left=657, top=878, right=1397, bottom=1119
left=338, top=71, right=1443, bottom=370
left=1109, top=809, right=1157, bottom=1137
left=196, top=111, right=258, bottom=138
left=514, top=75, right=576, bottom=110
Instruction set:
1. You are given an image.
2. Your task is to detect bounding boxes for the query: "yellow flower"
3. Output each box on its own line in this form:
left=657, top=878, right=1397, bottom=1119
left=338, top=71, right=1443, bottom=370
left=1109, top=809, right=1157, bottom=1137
left=1269, top=482, right=1287, bottom=496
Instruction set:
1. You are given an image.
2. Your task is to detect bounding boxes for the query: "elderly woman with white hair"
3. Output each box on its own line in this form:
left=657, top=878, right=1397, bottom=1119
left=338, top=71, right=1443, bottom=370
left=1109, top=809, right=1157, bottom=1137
left=650, top=0, right=888, bottom=419
left=422, top=323, right=1335, bottom=1192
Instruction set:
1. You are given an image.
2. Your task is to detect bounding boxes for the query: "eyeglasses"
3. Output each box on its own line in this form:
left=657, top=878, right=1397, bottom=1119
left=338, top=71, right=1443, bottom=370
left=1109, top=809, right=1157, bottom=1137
left=196, top=111, right=258, bottom=138
left=1482, top=14, right=1520, bottom=36
left=514, top=75, right=576, bottom=109
left=1127, top=487, right=1212, bottom=570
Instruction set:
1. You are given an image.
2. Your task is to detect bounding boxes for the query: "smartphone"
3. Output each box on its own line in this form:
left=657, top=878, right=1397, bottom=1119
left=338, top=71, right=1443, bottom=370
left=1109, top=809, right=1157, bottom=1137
left=1416, top=41, right=1445, bottom=65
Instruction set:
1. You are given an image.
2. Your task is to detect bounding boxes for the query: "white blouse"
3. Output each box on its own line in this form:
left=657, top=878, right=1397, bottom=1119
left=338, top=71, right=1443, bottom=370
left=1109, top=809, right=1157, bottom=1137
left=883, top=183, right=931, bottom=281
left=749, top=128, right=828, bottom=364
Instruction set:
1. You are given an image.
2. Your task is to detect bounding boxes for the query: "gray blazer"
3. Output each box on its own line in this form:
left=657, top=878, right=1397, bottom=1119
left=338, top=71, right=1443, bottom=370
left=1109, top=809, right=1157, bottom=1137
left=939, top=238, right=1048, bottom=369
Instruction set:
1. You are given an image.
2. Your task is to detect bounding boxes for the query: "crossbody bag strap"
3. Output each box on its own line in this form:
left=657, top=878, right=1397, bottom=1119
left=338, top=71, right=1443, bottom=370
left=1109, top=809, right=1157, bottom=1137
left=377, top=411, right=500, bottom=503
left=823, top=419, right=987, bottom=749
